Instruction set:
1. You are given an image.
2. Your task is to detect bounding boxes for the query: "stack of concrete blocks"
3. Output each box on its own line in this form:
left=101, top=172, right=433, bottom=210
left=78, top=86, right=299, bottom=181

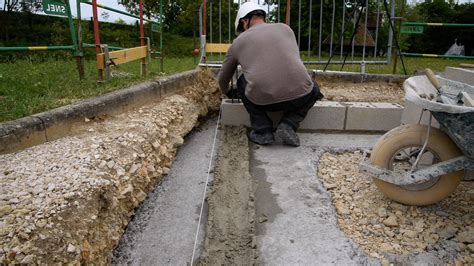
left=221, top=99, right=403, bottom=132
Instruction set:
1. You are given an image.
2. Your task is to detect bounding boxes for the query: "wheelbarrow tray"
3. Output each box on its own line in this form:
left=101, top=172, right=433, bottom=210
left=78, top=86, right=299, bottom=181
left=404, top=75, right=474, bottom=158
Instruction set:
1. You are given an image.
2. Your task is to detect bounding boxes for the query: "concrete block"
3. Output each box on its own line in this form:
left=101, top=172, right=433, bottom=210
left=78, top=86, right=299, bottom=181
left=221, top=100, right=347, bottom=130
left=401, top=101, right=439, bottom=128
left=220, top=100, right=250, bottom=127
left=442, top=67, right=474, bottom=86
left=300, top=101, right=346, bottom=130
left=345, top=102, right=403, bottom=131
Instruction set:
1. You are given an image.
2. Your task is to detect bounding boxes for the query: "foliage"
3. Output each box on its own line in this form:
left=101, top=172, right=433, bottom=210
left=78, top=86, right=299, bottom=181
left=0, top=11, right=193, bottom=58
left=403, top=1, right=474, bottom=55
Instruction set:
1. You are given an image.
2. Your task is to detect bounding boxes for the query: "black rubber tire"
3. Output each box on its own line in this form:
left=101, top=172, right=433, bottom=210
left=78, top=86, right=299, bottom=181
left=369, top=124, right=464, bottom=206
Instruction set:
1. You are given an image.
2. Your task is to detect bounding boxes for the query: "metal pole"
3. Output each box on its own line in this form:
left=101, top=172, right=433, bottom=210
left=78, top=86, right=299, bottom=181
left=392, top=0, right=405, bottom=74
left=219, top=0, right=222, bottom=59
left=340, top=0, right=345, bottom=60
left=139, top=0, right=146, bottom=76
left=285, top=0, right=290, bottom=25
left=92, top=0, right=103, bottom=82
left=351, top=6, right=355, bottom=70
left=160, top=0, right=163, bottom=72
left=210, top=0, right=213, bottom=61
left=318, top=0, right=323, bottom=60
left=308, top=0, right=313, bottom=59
left=193, top=9, right=197, bottom=64
left=362, top=0, right=368, bottom=61
left=330, top=0, right=335, bottom=56
left=278, top=0, right=281, bottom=22
left=228, top=0, right=231, bottom=42
left=386, top=0, right=395, bottom=64
left=374, top=0, right=380, bottom=57
left=298, top=0, right=301, bottom=48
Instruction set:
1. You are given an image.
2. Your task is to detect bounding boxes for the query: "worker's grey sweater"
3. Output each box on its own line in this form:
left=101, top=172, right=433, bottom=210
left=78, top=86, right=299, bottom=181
left=218, top=23, right=313, bottom=105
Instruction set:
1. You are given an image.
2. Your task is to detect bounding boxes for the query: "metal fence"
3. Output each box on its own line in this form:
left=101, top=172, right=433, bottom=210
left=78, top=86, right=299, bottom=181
left=199, top=0, right=396, bottom=72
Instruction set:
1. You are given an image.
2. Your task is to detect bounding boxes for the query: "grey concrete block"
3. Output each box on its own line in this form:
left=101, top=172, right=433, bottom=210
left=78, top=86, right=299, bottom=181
left=221, top=100, right=347, bottom=130
left=401, top=101, right=440, bottom=128
left=442, top=67, right=474, bottom=86
left=220, top=100, right=251, bottom=127
left=345, top=102, right=403, bottom=131
left=300, top=101, right=346, bottom=130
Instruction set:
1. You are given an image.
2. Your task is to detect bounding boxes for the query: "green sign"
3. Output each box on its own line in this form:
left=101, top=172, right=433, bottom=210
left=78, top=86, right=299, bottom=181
left=151, top=23, right=160, bottom=33
left=42, top=0, right=67, bottom=17
left=400, top=25, right=424, bottom=34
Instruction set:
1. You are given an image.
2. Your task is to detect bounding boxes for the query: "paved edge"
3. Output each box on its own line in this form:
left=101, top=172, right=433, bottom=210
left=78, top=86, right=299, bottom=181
left=0, top=69, right=200, bottom=154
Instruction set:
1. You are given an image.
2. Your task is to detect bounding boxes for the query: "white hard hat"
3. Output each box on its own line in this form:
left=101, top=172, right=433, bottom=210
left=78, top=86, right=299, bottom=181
left=234, top=2, right=266, bottom=35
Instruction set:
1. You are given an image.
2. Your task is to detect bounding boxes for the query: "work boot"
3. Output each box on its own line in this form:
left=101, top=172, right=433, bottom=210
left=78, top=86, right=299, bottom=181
left=249, top=130, right=274, bottom=145
left=276, top=123, right=300, bottom=147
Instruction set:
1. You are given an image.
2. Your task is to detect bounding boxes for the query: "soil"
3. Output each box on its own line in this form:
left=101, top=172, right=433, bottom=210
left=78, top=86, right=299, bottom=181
left=318, top=152, right=474, bottom=265
left=318, top=79, right=405, bottom=104
left=198, top=126, right=258, bottom=265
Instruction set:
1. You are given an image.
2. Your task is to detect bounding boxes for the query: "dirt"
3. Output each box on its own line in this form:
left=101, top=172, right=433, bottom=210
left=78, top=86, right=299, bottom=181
left=198, top=126, right=258, bottom=265
left=317, top=79, right=405, bottom=104
left=318, top=152, right=474, bottom=265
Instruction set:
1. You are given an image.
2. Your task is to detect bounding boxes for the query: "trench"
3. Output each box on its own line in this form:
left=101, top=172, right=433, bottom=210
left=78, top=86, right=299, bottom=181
left=9, top=71, right=457, bottom=264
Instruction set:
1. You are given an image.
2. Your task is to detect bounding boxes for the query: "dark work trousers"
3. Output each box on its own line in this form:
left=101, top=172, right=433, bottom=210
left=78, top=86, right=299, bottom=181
left=236, top=75, right=323, bottom=134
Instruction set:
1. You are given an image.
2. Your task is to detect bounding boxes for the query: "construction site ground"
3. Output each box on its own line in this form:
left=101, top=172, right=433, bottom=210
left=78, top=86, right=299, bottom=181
left=1, top=71, right=473, bottom=264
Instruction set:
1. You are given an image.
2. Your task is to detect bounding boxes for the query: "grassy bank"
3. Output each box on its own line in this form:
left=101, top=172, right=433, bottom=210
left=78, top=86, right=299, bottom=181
left=0, top=55, right=472, bottom=123
left=0, top=57, right=197, bottom=122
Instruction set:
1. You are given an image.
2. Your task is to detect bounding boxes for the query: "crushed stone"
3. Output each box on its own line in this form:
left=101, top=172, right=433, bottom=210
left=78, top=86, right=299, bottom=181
left=318, top=152, right=473, bottom=265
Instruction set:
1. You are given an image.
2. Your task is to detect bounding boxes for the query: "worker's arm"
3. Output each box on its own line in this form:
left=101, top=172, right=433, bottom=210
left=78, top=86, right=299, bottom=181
left=217, top=48, right=238, bottom=95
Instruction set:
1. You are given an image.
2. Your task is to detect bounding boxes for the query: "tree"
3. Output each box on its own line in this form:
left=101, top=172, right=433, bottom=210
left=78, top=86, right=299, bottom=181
left=2, top=0, right=42, bottom=13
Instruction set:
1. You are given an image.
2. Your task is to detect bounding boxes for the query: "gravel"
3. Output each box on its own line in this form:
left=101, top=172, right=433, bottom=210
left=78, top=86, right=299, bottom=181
left=318, top=151, right=473, bottom=265
left=0, top=71, right=221, bottom=264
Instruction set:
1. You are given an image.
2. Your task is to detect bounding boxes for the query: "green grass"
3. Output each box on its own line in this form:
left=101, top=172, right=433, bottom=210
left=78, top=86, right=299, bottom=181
left=0, top=56, right=197, bottom=122
left=0, top=54, right=472, bottom=123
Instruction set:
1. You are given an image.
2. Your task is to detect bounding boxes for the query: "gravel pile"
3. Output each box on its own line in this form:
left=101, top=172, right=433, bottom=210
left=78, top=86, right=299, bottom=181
left=0, top=71, right=221, bottom=264
left=318, top=152, right=473, bottom=265
left=318, top=79, right=404, bottom=105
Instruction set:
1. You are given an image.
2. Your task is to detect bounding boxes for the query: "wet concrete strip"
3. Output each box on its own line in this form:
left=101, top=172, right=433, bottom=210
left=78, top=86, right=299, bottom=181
left=112, top=118, right=219, bottom=264
left=252, top=132, right=382, bottom=264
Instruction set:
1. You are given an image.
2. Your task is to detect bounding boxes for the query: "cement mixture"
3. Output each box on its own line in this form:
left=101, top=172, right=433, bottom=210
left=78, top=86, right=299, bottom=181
left=198, top=126, right=258, bottom=265
left=318, top=152, right=474, bottom=265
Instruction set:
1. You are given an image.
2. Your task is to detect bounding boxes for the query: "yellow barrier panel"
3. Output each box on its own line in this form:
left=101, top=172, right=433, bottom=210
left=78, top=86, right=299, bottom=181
left=205, top=43, right=231, bottom=53
left=29, top=46, right=49, bottom=51
left=96, top=45, right=148, bottom=70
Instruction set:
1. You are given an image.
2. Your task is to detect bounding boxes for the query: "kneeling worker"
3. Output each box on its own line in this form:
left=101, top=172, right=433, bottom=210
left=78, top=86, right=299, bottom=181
left=218, top=2, right=323, bottom=147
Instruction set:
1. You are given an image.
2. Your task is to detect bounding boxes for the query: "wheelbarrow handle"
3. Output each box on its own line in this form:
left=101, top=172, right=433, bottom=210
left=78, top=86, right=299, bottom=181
left=425, top=68, right=442, bottom=91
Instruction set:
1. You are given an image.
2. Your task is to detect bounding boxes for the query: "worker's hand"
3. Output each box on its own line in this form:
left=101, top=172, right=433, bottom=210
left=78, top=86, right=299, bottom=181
left=226, top=89, right=240, bottom=99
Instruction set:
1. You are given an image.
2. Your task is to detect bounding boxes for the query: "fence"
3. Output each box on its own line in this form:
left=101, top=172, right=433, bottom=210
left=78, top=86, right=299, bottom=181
left=400, top=22, right=474, bottom=60
left=198, top=0, right=398, bottom=73
left=0, top=0, right=163, bottom=81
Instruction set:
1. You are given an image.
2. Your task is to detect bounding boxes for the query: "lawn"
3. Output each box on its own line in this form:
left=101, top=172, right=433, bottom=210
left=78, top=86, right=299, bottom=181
left=0, top=56, right=197, bottom=122
left=0, top=55, right=472, bottom=122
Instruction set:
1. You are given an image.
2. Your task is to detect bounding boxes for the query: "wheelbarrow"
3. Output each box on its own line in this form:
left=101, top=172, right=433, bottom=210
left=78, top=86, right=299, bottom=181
left=360, top=69, right=474, bottom=206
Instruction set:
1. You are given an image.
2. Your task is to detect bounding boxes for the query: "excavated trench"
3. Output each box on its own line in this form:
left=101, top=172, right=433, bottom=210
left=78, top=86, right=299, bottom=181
left=3, top=70, right=470, bottom=264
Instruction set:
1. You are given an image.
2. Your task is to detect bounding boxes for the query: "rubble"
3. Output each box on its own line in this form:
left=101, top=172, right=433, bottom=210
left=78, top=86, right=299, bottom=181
left=0, top=71, right=221, bottom=264
left=318, top=152, right=473, bottom=264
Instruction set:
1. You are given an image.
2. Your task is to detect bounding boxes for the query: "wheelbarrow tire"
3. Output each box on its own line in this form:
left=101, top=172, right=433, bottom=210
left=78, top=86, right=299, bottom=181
left=370, top=124, right=463, bottom=206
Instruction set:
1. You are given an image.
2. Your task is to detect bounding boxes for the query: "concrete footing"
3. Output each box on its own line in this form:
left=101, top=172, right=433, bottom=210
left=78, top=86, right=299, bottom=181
left=220, top=99, right=403, bottom=132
